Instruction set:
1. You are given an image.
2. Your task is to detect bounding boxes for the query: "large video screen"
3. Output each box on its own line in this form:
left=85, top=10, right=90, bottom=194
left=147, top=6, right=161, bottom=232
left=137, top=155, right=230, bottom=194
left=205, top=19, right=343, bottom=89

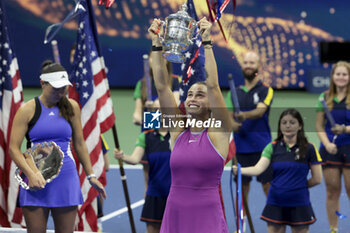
left=4, top=0, right=349, bottom=88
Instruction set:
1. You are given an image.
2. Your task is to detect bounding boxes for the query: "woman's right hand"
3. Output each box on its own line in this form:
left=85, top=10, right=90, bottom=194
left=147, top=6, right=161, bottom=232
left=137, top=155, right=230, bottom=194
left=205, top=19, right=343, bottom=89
left=28, top=171, right=46, bottom=190
left=198, top=17, right=212, bottom=41
left=114, top=148, right=124, bottom=160
left=325, top=142, right=337, bottom=155
left=148, top=19, right=163, bottom=46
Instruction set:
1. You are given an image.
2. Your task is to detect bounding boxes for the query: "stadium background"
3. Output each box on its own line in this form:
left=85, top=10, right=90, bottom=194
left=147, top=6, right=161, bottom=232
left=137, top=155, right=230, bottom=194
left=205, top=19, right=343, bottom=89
left=4, top=0, right=349, bottom=89
left=5, top=0, right=350, bottom=154
left=4, top=0, right=350, bottom=232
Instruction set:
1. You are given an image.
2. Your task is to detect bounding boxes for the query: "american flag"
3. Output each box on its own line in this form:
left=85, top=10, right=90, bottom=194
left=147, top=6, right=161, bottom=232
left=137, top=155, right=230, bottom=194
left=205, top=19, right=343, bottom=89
left=0, top=1, right=24, bottom=227
left=68, top=0, right=115, bottom=231
left=179, top=0, right=206, bottom=112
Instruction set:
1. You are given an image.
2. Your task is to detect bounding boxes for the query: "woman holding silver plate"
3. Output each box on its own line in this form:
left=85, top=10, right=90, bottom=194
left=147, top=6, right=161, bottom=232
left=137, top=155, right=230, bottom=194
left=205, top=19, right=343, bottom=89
left=9, top=60, right=106, bottom=233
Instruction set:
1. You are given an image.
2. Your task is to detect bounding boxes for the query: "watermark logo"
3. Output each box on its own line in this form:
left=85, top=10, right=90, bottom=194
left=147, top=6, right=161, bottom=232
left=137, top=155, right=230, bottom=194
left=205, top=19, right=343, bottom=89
left=143, top=110, right=161, bottom=129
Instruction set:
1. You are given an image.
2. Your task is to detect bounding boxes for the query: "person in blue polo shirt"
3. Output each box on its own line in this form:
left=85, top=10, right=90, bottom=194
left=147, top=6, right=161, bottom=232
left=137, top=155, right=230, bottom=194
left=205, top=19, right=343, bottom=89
left=132, top=53, right=179, bottom=197
left=225, top=51, right=274, bottom=208
left=315, top=61, right=350, bottom=233
left=115, top=99, right=171, bottom=233
left=234, top=108, right=322, bottom=233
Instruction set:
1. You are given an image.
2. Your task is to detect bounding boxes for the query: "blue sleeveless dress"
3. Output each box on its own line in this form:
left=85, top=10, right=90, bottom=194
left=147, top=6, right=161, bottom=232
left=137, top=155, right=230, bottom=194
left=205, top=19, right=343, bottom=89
left=19, top=98, right=83, bottom=207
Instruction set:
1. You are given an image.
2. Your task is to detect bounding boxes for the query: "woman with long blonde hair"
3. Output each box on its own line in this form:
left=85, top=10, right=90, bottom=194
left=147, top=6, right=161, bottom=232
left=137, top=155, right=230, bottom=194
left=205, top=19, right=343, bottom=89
left=315, top=61, right=350, bottom=233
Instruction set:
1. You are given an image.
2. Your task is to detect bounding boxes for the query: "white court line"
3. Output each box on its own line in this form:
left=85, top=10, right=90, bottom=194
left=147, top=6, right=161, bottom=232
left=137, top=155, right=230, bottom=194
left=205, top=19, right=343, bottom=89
left=102, top=166, right=232, bottom=222
left=100, top=199, right=145, bottom=222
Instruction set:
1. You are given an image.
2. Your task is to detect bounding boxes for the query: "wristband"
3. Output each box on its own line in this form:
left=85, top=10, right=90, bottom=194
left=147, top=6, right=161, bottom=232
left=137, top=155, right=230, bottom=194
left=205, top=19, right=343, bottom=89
left=202, top=40, right=212, bottom=46
left=151, top=46, right=163, bottom=51
left=87, top=174, right=96, bottom=181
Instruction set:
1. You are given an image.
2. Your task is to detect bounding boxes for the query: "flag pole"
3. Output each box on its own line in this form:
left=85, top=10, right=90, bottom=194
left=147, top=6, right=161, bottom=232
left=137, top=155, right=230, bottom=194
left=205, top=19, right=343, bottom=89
left=111, top=124, right=137, bottom=233
left=232, top=156, right=255, bottom=233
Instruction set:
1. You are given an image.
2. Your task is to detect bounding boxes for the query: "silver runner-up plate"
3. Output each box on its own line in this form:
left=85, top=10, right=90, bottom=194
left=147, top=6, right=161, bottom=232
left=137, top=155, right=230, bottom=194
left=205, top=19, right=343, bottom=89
left=15, top=141, right=64, bottom=190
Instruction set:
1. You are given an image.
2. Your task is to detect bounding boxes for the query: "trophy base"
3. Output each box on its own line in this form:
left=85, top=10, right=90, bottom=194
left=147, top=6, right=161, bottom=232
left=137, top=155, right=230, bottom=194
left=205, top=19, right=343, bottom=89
left=163, top=43, right=186, bottom=63
left=163, top=51, right=185, bottom=63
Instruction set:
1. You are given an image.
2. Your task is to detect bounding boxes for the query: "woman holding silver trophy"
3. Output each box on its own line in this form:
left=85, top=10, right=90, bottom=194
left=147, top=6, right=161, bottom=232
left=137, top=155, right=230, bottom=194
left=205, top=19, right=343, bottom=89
left=148, top=17, right=233, bottom=233
left=9, top=61, right=106, bottom=233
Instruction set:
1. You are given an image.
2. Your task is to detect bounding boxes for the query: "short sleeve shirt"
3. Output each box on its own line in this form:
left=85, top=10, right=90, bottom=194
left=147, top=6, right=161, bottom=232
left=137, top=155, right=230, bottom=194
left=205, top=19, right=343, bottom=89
left=225, top=80, right=274, bottom=153
left=262, top=141, right=322, bottom=206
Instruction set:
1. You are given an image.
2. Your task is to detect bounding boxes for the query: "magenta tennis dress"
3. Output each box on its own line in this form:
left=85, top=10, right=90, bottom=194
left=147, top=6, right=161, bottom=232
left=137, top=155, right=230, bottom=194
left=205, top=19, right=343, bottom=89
left=160, top=129, right=228, bottom=233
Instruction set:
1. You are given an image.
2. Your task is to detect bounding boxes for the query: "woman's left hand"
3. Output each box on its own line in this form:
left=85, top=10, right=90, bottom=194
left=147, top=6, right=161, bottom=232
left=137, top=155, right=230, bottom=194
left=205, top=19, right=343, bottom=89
left=89, top=177, right=107, bottom=199
left=198, top=17, right=212, bottom=41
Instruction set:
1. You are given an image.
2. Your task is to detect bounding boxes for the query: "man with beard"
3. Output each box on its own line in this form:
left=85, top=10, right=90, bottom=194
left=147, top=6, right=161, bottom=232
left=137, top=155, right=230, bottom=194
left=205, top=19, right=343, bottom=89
left=226, top=51, right=274, bottom=228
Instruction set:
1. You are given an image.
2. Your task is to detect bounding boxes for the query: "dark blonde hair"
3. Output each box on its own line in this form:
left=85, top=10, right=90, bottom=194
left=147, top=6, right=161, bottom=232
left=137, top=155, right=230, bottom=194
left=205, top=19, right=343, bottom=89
left=326, top=61, right=350, bottom=110
left=41, top=60, right=74, bottom=121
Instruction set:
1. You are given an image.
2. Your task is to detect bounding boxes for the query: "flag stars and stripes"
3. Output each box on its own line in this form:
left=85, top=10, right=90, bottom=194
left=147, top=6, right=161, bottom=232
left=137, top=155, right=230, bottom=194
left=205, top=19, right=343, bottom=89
left=190, top=67, right=195, bottom=75
left=179, top=88, right=184, bottom=97
left=68, top=1, right=115, bottom=229
left=83, top=92, right=89, bottom=99
left=179, top=0, right=206, bottom=105
left=1, top=0, right=24, bottom=225
left=181, top=63, right=185, bottom=71
left=66, top=0, right=117, bottom=227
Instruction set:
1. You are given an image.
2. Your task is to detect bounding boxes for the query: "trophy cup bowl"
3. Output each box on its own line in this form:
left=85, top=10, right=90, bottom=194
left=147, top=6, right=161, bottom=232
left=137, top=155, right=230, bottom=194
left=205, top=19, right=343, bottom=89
left=15, top=141, right=64, bottom=190
left=159, top=3, right=198, bottom=63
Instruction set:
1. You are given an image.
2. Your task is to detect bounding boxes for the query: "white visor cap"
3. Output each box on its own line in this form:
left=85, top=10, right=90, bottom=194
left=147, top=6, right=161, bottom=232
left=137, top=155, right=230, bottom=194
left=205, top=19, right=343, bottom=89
left=40, top=71, right=72, bottom=88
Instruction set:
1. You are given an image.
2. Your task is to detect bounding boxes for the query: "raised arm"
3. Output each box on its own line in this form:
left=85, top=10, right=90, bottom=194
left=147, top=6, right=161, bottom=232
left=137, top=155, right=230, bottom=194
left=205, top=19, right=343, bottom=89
left=199, top=18, right=233, bottom=133
left=148, top=19, right=180, bottom=116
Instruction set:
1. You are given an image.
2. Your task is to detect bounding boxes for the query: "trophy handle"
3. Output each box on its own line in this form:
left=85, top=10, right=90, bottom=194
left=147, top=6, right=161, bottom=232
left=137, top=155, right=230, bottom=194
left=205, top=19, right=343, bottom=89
left=157, top=20, right=167, bottom=43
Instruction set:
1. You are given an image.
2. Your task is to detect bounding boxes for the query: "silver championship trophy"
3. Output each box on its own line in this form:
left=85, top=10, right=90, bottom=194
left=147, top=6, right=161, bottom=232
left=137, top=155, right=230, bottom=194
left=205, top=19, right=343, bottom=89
left=15, top=141, right=64, bottom=190
left=158, top=3, right=199, bottom=63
